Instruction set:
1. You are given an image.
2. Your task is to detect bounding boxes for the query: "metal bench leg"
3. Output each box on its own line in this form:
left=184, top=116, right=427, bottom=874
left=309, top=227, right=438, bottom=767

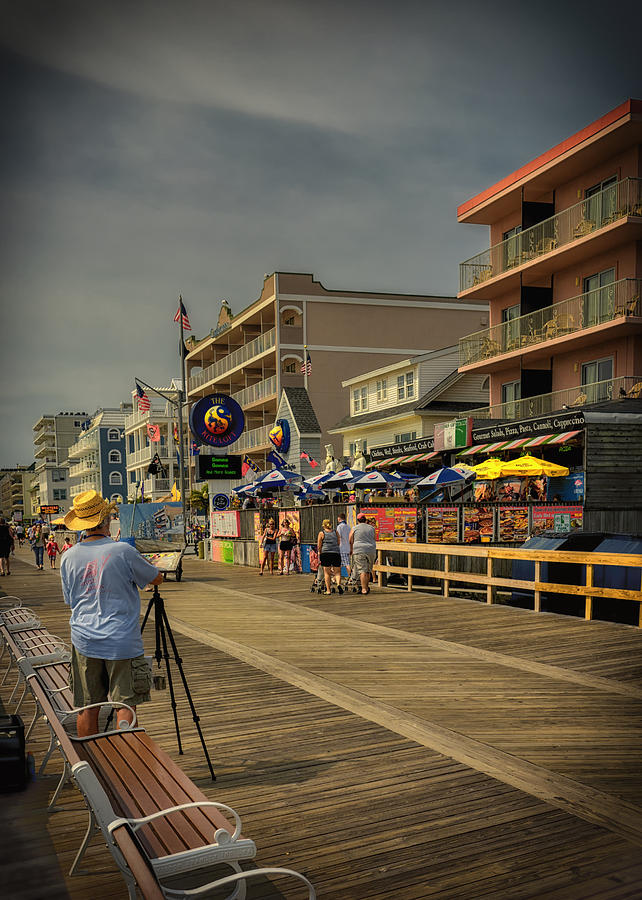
left=1, top=657, right=15, bottom=685
left=9, top=671, right=23, bottom=704
left=14, top=681, right=29, bottom=715
left=39, top=728, right=57, bottom=776
left=69, top=808, right=97, bottom=875
left=25, top=702, right=41, bottom=741
left=48, top=759, right=70, bottom=809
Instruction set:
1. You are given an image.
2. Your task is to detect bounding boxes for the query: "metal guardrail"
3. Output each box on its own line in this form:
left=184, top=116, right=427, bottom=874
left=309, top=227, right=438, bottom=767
left=460, top=278, right=642, bottom=366
left=468, top=374, right=642, bottom=420
left=460, top=177, right=642, bottom=292
left=188, top=328, right=276, bottom=393
left=232, top=375, right=278, bottom=408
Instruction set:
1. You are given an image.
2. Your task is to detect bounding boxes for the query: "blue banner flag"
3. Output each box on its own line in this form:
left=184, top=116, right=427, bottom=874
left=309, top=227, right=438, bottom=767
left=267, top=450, right=286, bottom=469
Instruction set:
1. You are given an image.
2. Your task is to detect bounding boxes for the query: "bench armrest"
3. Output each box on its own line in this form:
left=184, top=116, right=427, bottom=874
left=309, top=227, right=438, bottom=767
left=61, top=702, right=138, bottom=735
left=0, top=596, right=23, bottom=611
left=160, top=866, right=316, bottom=899
left=108, top=800, right=242, bottom=842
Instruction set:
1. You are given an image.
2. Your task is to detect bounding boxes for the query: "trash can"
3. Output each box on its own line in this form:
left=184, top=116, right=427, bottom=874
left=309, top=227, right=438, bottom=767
left=0, top=714, right=27, bottom=793
left=592, top=535, right=642, bottom=626
left=197, top=540, right=204, bottom=559
left=511, top=532, right=604, bottom=615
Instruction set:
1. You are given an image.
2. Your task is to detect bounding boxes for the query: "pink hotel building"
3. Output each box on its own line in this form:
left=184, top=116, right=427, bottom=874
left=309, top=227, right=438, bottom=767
left=457, top=98, right=642, bottom=417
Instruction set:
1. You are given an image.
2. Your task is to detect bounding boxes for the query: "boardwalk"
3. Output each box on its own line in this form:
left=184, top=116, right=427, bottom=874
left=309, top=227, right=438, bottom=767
left=2, top=547, right=642, bottom=899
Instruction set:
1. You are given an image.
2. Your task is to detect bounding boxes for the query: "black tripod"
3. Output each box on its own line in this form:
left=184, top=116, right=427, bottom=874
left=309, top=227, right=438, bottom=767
left=141, top=584, right=216, bottom=781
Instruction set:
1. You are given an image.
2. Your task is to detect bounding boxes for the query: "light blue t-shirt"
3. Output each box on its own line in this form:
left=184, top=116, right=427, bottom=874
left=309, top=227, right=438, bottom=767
left=60, top=538, right=160, bottom=660
left=336, top=521, right=351, bottom=553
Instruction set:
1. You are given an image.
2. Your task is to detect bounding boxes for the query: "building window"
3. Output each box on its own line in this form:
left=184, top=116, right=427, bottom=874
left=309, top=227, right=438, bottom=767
left=128, top=435, right=135, bottom=453
left=53, top=489, right=67, bottom=500
left=108, top=428, right=120, bottom=441
left=397, top=373, right=414, bottom=400
left=502, top=304, right=520, bottom=349
left=281, top=356, right=300, bottom=374
left=74, top=420, right=81, bottom=427
left=501, top=380, right=521, bottom=416
left=109, top=472, right=123, bottom=485
left=376, top=379, right=387, bottom=401
left=108, top=449, right=121, bottom=463
left=349, top=440, right=368, bottom=457
left=110, top=494, right=123, bottom=504
left=583, top=268, right=615, bottom=328
left=394, top=432, right=416, bottom=443
left=130, top=471, right=137, bottom=484
left=353, top=386, right=368, bottom=413
left=585, top=175, right=617, bottom=226
left=52, top=469, right=66, bottom=482
left=581, top=356, right=613, bottom=402
left=503, top=224, right=523, bottom=267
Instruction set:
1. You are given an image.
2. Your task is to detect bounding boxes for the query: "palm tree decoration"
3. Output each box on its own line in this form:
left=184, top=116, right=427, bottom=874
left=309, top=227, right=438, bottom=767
left=189, top=484, right=209, bottom=513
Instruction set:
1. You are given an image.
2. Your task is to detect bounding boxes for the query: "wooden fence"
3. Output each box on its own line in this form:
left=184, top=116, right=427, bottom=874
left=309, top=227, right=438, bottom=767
left=374, top=541, right=642, bottom=626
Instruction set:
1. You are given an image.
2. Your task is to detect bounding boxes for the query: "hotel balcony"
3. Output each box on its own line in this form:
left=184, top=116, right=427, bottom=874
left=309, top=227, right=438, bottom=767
left=188, top=328, right=276, bottom=398
left=34, top=441, right=56, bottom=458
left=142, top=477, right=170, bottom=496
left=70, top=476, right=100, bottom=498
left=460, top=278, right=642, bottom=372
left=67, top=432, right=99, bottom=458
left=233, top=423, right=272, bottom=454
left=126, top=445, right=171, bottom=468
left=231, top=375, right=278, bottom=410
left=459, top=177, right=642, bottom=298
left=470, top=374, right=642, bottom=421
left=33, top=427, right=56, bottom=445
left=34, top=459, right=56, bottom=472
left=33, top=416, right=54, bottom=433
left=69, top=459, right=98, bottom=478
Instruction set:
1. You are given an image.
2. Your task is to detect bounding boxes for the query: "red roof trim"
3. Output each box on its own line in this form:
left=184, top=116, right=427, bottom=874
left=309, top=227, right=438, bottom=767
left=457, top=99, right=642, bottom=219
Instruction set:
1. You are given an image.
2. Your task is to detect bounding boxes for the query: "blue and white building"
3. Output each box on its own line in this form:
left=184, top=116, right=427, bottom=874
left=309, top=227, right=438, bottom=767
left=66, top=407, right=131, bottom=503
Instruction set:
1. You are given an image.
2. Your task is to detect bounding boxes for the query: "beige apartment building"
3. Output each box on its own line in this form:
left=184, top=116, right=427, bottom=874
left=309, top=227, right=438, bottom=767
left=185, top=272, right=488, bottom=473
left=30, top=412, right=88, bottom=516
left=0, top=465, right=33, bottom=522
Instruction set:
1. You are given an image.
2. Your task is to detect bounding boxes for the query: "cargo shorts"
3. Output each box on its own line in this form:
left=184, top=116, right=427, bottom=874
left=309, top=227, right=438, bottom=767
left=70, top=646, right=152, bottom=708
left=352, top=553, right=374, bottom=576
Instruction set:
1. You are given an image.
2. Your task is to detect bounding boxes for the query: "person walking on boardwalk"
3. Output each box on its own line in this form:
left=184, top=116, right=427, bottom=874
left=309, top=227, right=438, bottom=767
left=46, top=535, right=60, bottom=569
left=317, top=518, right=343, bottom=595
left=259, top=517, right=278, bottom=575
left=336, top=513, right=351, bottom=582
left=60, top=490, right=163, bottom=737
left=277, top=517, right=297, bottom=575
left=349, top=512, right=376, bottom=595
left=0, top=517, right=14, bottom=576
left=30, top=522, right=45, bottom=570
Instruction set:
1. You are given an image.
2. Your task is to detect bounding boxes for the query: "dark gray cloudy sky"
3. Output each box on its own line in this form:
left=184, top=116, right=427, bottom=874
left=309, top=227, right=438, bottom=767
left=1, top=0, right=640, bottom=466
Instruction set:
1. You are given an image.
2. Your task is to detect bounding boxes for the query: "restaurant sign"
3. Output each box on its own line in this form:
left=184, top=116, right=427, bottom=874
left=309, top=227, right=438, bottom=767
left=370, top=436, right=435, bottom=461
left=434, top=417, right=472, bottom=452
left=472, top=411, right=585, bottom=444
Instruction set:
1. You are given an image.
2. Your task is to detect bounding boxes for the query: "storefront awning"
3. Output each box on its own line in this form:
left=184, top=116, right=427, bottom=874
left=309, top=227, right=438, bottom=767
left=482, top=441, right=511, bottom=454
left=542, top=430, right=582, bottom=445
left=500, top=437, right=531, bottom=451
left=457, top=443, right=491, bottom=457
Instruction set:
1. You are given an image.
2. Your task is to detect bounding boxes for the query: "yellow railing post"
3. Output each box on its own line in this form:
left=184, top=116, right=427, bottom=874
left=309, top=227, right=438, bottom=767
left=443, top=553, right=450, bottom=598
left=534, top=561, right=541, bottom=612
left=407, top=552, right=413, bottom=592
left=585, top=564, right=594, bottom=621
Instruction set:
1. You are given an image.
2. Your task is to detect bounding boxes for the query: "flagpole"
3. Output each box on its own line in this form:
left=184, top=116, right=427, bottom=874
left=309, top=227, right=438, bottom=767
left=177, top=296, right=188, bottom=544
left=303, top=344, right=308, bottom=391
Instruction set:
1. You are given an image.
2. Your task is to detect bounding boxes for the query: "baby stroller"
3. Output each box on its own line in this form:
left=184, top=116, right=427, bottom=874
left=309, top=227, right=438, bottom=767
left=343, top=555, right=360, bottom=593
left=309, top=547, right=326, bottom=593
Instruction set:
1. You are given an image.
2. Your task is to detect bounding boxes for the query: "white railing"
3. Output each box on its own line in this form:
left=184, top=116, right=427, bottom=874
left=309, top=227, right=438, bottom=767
left=67, top=432, right=99, bottom=458
left=460, top=177, right=642, bottom=292
left=233, top=423, right=272, bottom=453
left=33, top=427, right=56, bottom=444
left=70, top=476, right=100, bottom=498
left=231, top=375, right=278, bottom=408
left=69, top=460, right=98, bottom=478
left=188, top=328, right=276, bottom=393
left=126, top=445, right=171, bottom=468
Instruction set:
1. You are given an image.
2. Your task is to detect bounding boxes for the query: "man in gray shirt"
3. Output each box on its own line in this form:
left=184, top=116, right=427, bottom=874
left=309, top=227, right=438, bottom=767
left=349, top=512, right=376, bottom=594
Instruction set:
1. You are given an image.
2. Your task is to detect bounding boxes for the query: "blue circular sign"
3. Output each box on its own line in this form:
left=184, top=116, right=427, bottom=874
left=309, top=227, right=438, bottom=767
left=212, top=493, right=230, bottom=511
left=189, top=393, right=245, bottom=448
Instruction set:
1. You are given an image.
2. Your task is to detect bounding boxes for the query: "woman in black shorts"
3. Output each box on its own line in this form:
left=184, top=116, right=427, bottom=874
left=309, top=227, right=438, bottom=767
left=259, top=518, right=278, bottom=575
left=277, top=518, right=296, bottom=575
left=316, top=518, right=343, bottom=595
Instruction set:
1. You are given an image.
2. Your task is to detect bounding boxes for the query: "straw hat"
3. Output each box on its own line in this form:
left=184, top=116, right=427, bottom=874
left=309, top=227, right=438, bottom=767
left=63, top=490, right=115, bottom=531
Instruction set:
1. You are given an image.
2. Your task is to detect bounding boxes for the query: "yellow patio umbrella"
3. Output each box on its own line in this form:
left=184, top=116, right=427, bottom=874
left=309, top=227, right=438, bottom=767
left=51, top=516, right=66, bottom=525
left=500, top=454, right=569, bottom=477
left=470, top=458, right=505, bottom=480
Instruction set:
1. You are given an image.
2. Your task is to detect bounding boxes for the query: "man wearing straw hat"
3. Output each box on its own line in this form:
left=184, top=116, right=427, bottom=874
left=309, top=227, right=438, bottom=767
left=60, top=490, right=163, bottom=737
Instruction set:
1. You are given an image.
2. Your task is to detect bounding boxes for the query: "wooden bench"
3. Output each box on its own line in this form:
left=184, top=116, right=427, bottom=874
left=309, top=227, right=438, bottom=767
left=20, top=650, right=316, bottom=899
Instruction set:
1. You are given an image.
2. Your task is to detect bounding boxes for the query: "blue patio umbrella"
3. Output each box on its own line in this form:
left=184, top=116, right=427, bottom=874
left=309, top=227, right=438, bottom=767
left=254, top=469, right=302, bottom=488
left=415, top=465, right=475, bottom=487
left=350, top=470, right=409, bottom=488
left=295, top=482, right=326, bottom=499
left=301, top=470, right=335, bottom=488
left=322, top=467, right=367, bottom=487
left=232, top=481, right=259, bottom=495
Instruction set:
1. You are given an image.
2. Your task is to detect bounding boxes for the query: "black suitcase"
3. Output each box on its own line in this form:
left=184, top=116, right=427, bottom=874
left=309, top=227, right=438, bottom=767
left=0, top=714, right=27, bottom=792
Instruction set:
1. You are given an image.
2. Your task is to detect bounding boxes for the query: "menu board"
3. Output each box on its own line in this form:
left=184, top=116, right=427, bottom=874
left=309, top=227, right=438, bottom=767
left=532, top=505, right=583, bottom=535
left=498, top=506, right=529, bottom=542
left=210, top=510, right=240, bottom=538
left=463, top=506, right=494, bottom=543
left=426, top=507, right=458, bottom=543
left=361, top=507, right=417, bottom=542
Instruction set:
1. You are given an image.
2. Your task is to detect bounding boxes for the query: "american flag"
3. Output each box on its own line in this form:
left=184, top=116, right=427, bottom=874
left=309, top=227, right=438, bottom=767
left=174, top=296, right=191, bottom=331
left=135, top=382, right=151, bottom=412
left=300, top=351, right=312, bottom=376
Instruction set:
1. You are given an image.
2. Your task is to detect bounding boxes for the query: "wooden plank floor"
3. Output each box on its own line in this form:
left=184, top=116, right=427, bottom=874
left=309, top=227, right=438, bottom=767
left=2, top=548, right=642, bottom=898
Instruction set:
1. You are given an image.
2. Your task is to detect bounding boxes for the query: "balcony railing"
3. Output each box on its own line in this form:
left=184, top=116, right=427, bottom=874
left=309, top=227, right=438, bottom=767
left=33, top=427, right=56, bottom=444
left=34, top=442, right=56, bottom=458
left=460, top=278, right=642, bottom=366
left=142, top=477, right=170, bottom=495
left=233, top=423, right=272, bottom=453
left=67, top=432, right=99, bottom=458
left=469, top=375, right=642, bottom=421
left=70, top=476, right=100, bottom=497
left=460, top=177, right=642, bottom=293
left=126, top=445, right=171, bottom=468
left=231, top=375, right=278, bottom=408
left=69, top=459, right=98, bottom=478
left=188, top=328, right=276, bottom=393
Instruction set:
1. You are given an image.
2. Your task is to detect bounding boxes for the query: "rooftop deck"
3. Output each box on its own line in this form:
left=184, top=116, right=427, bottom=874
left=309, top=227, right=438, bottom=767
left=3, top=548, right=642, bottom=898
